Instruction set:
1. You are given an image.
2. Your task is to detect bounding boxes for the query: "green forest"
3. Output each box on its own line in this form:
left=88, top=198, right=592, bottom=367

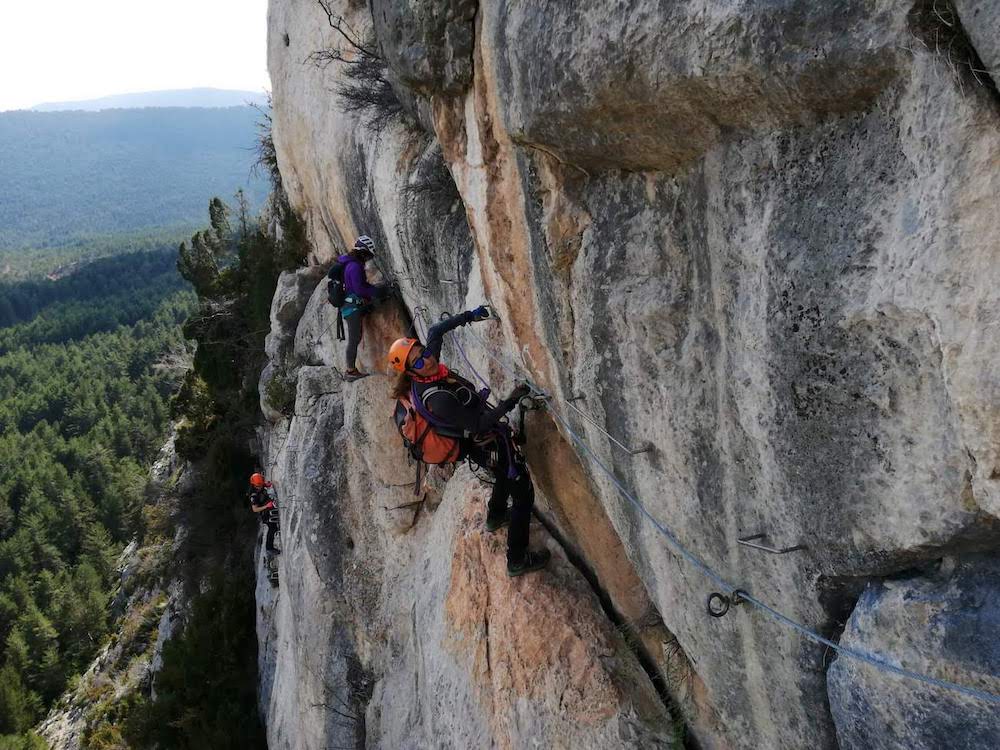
left=0, top=249, right=194, bottom=743
left=0, top=107, right=268, bottom=253
left=0, top=228, right=194, bottom=281
left=0, top=249, right=188, bottom=343
left=0, top=89, right=302, bottom=744
left=0, top=181, right=304, bottom=746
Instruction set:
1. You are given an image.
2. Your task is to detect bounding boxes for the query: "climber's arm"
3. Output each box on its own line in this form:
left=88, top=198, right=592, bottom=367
left=423, top=307, right=488, bottom=359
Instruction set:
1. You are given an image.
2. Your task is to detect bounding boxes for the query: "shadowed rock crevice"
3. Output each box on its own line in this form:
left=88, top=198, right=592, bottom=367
left=529, top=506, right=677, bottom=707
left=909, top=0, right=1000, bottom=108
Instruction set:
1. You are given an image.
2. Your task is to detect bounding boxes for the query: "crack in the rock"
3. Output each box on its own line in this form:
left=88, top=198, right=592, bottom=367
left=529, top=507, right=684, bottom=734
left=909, top=0, right=1000, bottom=109
left=483, top=569, right=493, bottom=679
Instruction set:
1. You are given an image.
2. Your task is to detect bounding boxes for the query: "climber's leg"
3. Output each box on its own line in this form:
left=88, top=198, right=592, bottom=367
left=485, top=473, right=512, bottom=532
left=264, top=521, right=280, bottom=553
left=505, top=467, right=534, bottom=560
left=344, top=312, right=365, bottom=377
left=506, top=467, right=549, bottom=576
left=473, top=442, right=511, bottom=531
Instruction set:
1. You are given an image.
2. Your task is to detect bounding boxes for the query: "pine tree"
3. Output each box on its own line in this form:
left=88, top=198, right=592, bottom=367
left=0, top=665, right=42, bottom=735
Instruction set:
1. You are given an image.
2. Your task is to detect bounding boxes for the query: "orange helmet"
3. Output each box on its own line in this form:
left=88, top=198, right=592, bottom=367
left=388, top=338, right=419, bottom=373
left=250, top=473, right=266, bottom=488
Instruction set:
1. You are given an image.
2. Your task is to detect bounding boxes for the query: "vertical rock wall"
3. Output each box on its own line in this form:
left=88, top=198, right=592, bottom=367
left=259, top=0, right=1000, bottom=747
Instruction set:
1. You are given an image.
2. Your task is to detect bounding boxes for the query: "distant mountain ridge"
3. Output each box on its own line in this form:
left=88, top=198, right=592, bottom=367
left=32, top=87, right=267, bottom=111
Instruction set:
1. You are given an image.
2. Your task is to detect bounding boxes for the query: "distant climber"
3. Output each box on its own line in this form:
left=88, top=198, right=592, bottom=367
left=327, top=235, right=392, bottom=382
left=249, top=472, right=281, bottom=555
left=388, top=308, right=551, bottom=577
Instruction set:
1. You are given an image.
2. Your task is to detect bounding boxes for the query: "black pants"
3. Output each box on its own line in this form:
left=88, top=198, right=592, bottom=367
left=263, top=521, right=279, bottom=552
left=345, top=311, right=364, bottom=370
left=466, top=438, right=534, bottom=562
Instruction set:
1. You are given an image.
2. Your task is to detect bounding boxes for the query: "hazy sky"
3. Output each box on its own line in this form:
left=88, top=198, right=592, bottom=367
left=0, top=0, right=270, bottom=111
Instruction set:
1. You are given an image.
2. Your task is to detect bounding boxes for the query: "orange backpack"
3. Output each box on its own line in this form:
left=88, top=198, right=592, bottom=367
left=394, top=391, right=462, bottom=493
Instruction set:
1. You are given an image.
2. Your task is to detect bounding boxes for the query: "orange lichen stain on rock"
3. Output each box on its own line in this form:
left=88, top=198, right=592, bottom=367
left=525, top=410, right=655, bottom=625
left=396, top=129, right=429, bottom=174
left=355, top=298, right=411, bottom=378
left=534, top=153, right=592, bottom=364
left=466, top=22, right=558, bottom=395
left=431, top=95, right=469, bottom=167
left=536, top=154, right=591, bottom=283
left=444, top=501, right=627, bottom=747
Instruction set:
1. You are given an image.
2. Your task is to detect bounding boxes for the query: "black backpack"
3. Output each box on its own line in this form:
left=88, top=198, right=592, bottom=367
left=326, top=260, right=348, bottom=307
left=326, top=260, right=356, bottom=341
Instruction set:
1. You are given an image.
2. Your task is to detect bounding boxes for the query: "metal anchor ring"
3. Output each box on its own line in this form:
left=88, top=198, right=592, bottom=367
left=707, top=592, right=730, bottom=618
left=707, top=589, right=750, bottom=618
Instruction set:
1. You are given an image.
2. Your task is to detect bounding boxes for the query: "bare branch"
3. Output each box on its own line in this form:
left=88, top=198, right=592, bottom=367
left=316, top=0, right=380, bottom=59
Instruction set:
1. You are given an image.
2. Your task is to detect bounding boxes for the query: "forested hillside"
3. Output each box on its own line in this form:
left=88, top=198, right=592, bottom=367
left=0, top=229, right=192, bottom=282
left=0, top=249, right=194, bottom=744
left=0, top=249, right=187, bottom=343
left=0, top=107, right=267, bottom=253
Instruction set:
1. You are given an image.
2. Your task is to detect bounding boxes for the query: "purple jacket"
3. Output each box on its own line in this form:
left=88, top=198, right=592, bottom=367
left=337, top=254, right=379, bottom=300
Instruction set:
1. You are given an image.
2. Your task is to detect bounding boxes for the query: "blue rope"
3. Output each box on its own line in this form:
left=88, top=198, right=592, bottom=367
left=454, top=322, right=1000, bottom=705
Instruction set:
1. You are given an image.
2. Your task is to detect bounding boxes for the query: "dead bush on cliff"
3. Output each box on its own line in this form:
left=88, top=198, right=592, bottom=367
left=308, top=1, right=408, bottom=137
left=908, top=0, right=999, bottom=100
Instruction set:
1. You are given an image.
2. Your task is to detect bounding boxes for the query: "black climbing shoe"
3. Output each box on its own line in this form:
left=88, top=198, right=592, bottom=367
left=343, top=369, right=369, bottom=382
left=267, top=548, right=282, bottom=556
left=484, top=508, right=511, bottom=533
left=506, top=548, right=551, bottom=577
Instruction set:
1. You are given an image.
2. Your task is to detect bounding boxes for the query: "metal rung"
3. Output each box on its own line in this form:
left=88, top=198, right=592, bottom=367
left=737, top=534, right=806, bottom=555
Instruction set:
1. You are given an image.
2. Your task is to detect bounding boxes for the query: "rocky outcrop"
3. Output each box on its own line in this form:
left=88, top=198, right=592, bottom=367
left=372, top=0, right=476, bottom=96
left=261, top=0, right=1000, bottom=747
left=828, top=556, right=1000, bottom=749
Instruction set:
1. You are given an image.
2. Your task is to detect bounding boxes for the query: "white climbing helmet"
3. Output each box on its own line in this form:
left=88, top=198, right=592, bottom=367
left=354, top=235, right=376, bottom=257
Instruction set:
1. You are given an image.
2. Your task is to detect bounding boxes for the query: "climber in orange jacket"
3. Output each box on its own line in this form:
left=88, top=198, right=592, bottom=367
left=249, top=472, right=280, bottom=555
left=388, top=309, right=550, bottom=577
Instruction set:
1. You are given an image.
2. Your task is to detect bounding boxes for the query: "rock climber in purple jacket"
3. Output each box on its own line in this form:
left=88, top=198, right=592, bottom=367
left=338, top=235, right=391, bottom=381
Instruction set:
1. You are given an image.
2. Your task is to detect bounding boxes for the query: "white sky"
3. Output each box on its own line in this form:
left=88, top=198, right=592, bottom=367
left=0, top=0, right=270, bottom=111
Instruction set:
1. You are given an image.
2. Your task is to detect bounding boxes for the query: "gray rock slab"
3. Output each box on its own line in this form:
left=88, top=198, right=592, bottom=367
left=828, top=556, right=1000, bottom=750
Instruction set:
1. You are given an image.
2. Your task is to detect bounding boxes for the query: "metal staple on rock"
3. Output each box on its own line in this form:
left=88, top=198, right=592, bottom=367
left=459, top=324, right=649, bottom=455
left=448, top=319, right=1000, bottom=706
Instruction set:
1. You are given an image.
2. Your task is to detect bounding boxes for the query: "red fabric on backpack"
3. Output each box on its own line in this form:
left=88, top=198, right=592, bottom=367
left=396, top=395, right=460, bottom=465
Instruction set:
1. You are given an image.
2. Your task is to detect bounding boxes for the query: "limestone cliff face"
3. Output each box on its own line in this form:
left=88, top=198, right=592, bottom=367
left=258, top=1, right=1000, bottom=748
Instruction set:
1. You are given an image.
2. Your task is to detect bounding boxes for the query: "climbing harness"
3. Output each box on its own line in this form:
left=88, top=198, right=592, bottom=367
left=446, top=313, right=1000, bottom=706
left=467, top=456, right=496, bottom=485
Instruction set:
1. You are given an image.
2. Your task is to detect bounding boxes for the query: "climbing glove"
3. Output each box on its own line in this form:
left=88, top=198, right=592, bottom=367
left=470, top=305, right=490, bottom=321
